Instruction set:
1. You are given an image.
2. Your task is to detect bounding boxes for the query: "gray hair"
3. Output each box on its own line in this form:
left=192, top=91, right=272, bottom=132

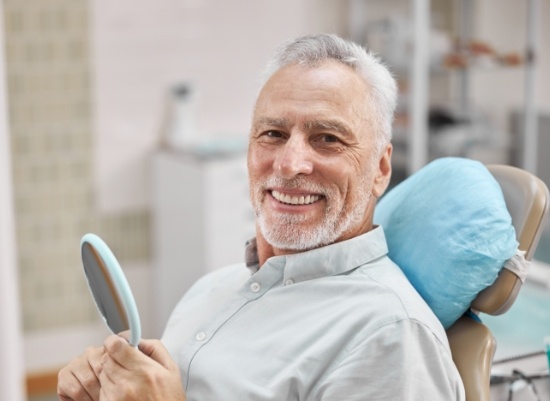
left=261, top=33, right=397, bottom=154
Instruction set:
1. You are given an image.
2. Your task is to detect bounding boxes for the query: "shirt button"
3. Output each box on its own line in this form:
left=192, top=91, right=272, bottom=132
left=250, top=282, right=261, bottom=293
left=195, top=331, right=207, bottom=342
left=285, top=279, right=294, bottom=286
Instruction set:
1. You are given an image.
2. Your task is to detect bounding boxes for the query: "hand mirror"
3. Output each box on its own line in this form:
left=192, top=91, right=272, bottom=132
left=80, top=233, right=141, bottom=347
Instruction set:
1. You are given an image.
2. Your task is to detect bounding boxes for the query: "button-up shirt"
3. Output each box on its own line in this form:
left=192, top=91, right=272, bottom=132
left=162, top=226, right=465, bottom=400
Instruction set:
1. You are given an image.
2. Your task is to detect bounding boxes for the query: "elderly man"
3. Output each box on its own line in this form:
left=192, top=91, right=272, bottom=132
left=58, top=34, right=465, bottom=401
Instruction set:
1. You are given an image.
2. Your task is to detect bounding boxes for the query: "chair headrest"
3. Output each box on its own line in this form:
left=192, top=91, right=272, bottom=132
left=375, top=158, right=518, bottom=328
left=472, top=164, right=550, bottom=315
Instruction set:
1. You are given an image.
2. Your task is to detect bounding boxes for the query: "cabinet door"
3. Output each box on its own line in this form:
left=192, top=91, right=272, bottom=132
left=204, top=156, right=255, bottom=272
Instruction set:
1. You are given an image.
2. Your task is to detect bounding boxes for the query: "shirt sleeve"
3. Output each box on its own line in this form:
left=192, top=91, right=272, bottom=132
left=310, top=318, right=465, bottom=401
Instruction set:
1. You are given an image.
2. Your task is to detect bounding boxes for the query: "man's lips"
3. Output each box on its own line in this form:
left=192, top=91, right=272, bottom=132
left=270, top=190, right=322, bottom=205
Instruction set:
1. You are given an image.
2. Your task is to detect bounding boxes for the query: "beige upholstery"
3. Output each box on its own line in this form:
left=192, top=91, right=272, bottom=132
left=447, top=165, right=550, bottom=401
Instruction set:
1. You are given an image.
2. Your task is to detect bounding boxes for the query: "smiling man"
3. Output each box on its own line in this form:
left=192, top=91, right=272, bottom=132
left=58, top=34, right=465, bottom=401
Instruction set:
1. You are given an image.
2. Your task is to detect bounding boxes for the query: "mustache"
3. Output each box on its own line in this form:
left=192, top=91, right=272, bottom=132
left=260, top=176, right=329, bottom=196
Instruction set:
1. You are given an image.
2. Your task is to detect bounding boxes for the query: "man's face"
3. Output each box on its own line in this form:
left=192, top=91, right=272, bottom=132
left=248, top=61, right=391, bottom=253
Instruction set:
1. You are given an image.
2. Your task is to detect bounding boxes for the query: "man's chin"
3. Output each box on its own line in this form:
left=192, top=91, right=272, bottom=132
left=260, top=226, right=334, bottom=252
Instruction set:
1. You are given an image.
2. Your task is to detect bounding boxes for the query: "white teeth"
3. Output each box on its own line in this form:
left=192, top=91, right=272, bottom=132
left=272, top=190, right=320, bottom=205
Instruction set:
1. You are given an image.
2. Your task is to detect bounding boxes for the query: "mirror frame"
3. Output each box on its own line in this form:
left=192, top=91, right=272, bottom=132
left=81, top=233, right=141, bottom=347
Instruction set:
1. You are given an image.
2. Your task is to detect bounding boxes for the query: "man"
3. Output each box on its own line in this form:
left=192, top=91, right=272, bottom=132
left=58, top=34, right=465, bottom=401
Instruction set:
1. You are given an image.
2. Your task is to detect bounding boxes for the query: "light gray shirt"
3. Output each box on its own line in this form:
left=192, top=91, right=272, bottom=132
left=162, top=226, right=465, bottom=400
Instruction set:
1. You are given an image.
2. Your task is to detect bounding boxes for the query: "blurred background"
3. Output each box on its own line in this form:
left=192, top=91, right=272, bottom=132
left=0, top=0, right=549, bottom=400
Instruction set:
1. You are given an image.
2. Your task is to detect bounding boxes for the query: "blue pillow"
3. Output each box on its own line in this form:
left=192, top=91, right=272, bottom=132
left=374, top=157, right=518, bottom=328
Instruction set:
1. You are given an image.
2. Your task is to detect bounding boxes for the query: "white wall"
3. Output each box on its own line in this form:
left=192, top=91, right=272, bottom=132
left=0, top=1, right=26, bottom=400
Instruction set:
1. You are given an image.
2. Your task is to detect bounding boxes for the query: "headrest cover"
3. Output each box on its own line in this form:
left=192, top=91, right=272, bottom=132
left=503, top=250, right=529, bottom=283
left=374, top=157, right=518, bottom=328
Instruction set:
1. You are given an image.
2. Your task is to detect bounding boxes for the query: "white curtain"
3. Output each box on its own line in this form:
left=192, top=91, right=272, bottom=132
left=0, top=2, right=26, bottom=400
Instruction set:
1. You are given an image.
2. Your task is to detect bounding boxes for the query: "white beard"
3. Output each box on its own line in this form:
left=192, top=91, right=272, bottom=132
left=251, top=175, right=372, bottom=251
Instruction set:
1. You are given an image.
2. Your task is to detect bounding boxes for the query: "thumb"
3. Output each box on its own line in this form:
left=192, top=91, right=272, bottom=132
left=138, top=339, right=175, bottom=369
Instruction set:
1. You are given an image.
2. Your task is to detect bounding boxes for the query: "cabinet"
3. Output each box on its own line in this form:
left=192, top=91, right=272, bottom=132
left=151, top=150, right=255, bottom=336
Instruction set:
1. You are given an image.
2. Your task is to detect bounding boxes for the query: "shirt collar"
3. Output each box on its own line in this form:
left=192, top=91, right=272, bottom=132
left=244, top=226, right=388, bottom=283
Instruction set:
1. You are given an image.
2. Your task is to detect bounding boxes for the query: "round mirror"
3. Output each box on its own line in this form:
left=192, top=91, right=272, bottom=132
left=80, top=233, right=141, bottom=347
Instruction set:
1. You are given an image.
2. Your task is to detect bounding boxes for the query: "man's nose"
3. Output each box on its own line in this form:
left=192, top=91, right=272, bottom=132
left=273, top=136, right=314, bottom=179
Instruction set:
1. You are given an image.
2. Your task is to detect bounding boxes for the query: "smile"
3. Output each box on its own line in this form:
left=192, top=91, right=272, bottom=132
left=271, top=190, right=322, bottom=205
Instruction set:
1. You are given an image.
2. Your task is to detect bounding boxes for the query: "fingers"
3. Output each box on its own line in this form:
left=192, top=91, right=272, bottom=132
left=99, top=353, right=117, bottom=387
left=89, top=346, right=105, bottom=377
left=56, top=337, right=176, bottom=401
left=104, top=334, right=176, bottom=372
left=103, top=334, right=137, bottom=370
left=116, top=329, right=131, bottom=342
left=98, top=335, right=186, bottom=401
left=57, top=346, right=103, bottom=401
left=138, top=338, right=177, bottom=370
left=57, top=371, right=95, bottom=401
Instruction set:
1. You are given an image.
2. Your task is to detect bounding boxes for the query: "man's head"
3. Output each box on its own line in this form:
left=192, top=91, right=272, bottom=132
left=247, top=34, right=397, bottom=262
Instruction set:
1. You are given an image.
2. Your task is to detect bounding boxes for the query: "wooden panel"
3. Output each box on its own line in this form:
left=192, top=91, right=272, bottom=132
left=26, top=369, right=59, bottom=397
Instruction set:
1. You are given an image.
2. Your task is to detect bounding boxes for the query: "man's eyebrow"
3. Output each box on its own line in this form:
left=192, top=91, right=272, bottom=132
left=254, top=117, right=289, bottom=129
left=305, top=119, right=354, bottom=138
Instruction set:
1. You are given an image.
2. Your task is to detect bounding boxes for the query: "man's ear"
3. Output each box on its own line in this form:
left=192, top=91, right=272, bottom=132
left=372, top=144, right=392, bottom=199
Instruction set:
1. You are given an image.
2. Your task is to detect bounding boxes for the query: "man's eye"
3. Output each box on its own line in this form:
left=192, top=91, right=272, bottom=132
left=265, top=130, right=283, bottom=138
left=321, top=134, right=340, bottom=143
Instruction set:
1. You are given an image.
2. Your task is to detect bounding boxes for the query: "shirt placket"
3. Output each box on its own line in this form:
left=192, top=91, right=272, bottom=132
left=180, top=257, right=286, bottom=389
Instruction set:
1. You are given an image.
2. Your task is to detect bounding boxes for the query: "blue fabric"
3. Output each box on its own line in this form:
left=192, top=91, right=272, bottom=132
left=374, top=157, right=518, bottom=328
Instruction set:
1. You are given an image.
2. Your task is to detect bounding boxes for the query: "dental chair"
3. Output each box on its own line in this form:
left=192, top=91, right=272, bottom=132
left=447, top=164, right=550, bottom=401
left=375, top=159, right=550, bottom=401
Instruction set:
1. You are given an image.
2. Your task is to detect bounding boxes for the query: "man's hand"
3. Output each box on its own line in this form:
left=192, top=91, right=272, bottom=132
left=98, top=335, right=186, bottom=401
left=57, top=345, right=104, bottom=401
